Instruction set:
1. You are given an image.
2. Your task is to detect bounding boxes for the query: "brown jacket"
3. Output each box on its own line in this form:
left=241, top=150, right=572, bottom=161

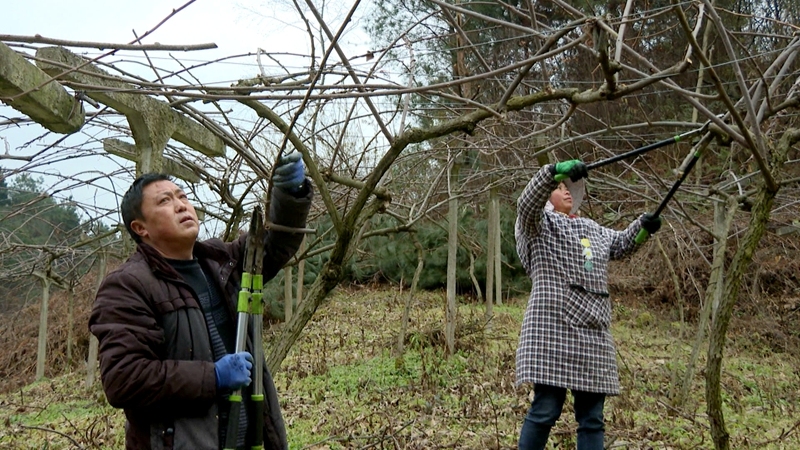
left=90, top=187, right=311, bottom=449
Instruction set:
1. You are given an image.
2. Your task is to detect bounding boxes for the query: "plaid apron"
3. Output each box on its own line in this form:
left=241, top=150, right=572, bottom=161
left=514, top=166, right=647, bottom=395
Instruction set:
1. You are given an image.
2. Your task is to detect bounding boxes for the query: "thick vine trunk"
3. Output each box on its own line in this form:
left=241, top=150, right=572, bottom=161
left=706, top=128, right=799, bottom=450
left=707, top=186, right=775, bottom=450
left=671, top=196, right=737, bottom=408
left=266, top=199, right=385, bottom=374
left=267, top=258, right=343, bottom=374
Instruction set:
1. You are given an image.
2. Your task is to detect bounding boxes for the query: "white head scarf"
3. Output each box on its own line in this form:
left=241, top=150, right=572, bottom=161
left=545, top=178, right=585, bottom=215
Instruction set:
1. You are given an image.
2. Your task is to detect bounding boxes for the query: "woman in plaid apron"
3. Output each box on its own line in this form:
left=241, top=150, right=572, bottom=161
left=514, top=160, right=662, bottom=450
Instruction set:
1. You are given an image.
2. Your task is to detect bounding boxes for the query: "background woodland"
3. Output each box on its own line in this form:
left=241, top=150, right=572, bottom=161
left=1, top=1, right=799, bottom=448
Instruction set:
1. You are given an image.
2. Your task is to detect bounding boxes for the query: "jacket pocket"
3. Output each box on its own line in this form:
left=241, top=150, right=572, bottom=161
left=149, top=422, right=172, bottom=450
left=172, top=405, right=218, bottom=450
left=148, top=405, right=217, bottom=449
left=562, top=287, right=611, bottom=330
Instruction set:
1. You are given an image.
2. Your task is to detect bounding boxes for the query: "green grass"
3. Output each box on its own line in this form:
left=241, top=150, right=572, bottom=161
left=1, top=287, right=799, bottom=449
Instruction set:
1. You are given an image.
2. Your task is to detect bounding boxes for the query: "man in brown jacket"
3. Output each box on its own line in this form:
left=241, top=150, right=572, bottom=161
left=89, top=152, right=312, bottom=450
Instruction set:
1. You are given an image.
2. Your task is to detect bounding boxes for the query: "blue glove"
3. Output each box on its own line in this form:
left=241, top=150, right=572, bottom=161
left=214, top=352, right=253, bottom=391
left=272, top=151, right=305, bottom=193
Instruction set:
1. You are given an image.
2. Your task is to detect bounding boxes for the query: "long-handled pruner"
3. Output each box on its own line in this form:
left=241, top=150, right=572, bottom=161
left=634, top=131, right=714, bottom=243
left=554, top=126, right=708, bottom=182
left=225, top=206, right=267, bottom=450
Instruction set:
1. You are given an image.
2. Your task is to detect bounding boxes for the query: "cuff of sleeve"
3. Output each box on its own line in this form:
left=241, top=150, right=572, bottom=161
left=288, top=179, right=310, bottom=197
left=205, top=362, right=220, bottom=397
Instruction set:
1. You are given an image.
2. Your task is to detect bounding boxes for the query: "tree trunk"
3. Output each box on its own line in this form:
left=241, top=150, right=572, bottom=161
left=36, top=277, right=51, bottom=380
left=492, top=188, right=502, bottom=305
left=446, top=163, right=460, bottom=356
left=397, top=236, right=424, bottom=355
left=485, top=187, right=496, bottom=328
left=691, top=17, right=713, bottom=186
left=284, top=266, right=294, bottom=322
left=656, top=233, right=686, bottom=402
left=468, top=250, right=483, bottom=304
left=66, top=282, right=75, bottom=369
left=296, top=236, right=306, bottom=307
left=86, top=252, right=107, bottom=389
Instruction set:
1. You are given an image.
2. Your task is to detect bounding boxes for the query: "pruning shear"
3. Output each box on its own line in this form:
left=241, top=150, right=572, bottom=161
left=634, top=122, right=714, bottom=243
left=554, top=125, right=709, bottom=183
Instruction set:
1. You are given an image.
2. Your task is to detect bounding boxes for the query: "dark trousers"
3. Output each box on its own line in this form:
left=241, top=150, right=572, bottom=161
left=518, top=384, right=606, bottom=450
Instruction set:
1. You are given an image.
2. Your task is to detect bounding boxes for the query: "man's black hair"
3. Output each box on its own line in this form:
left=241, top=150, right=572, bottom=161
left=121, top=173, right=172, bottom=242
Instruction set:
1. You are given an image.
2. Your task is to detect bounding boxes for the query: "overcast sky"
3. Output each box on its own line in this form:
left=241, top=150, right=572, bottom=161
left=2, top=0, right=371, bottom=94
left=3, top=0, right=322, bottom=65
left=1, top=0, right=371, bottom=233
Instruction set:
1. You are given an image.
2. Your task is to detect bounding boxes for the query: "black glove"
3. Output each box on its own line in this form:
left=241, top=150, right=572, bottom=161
left=550, top=160, right=588, bottom=182
left=640, top=213, right=662, bottom=234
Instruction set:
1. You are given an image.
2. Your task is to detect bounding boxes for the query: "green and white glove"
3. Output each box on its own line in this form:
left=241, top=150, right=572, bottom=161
left=635, top=213, right=662, bottom=243
left=640, top=213, right=662, bottom=234
left=550, top=159, right=588, bottom=182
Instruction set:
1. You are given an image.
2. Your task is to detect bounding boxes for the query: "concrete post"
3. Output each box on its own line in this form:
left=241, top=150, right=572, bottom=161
left=35, top=46, right=225, bottom=175
left=0, top=42, right=84, bottom=133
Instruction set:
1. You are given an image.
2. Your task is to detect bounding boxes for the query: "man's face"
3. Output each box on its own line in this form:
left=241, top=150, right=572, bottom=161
left=131, top=180, right=199, bottom=258
left=549, top=182, right=573, bottom=214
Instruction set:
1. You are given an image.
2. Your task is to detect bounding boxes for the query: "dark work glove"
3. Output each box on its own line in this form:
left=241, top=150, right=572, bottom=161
left=550, top=160, right=588, bottom=182
left=214, top=352, right=253, bottom=391
left=272, top=151, right=306, bottom=194
left=640, top=213, right=662, bottom=234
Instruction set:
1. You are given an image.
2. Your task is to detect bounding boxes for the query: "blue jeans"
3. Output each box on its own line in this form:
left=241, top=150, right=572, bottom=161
left=518, top=384, right=606, bottom=450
